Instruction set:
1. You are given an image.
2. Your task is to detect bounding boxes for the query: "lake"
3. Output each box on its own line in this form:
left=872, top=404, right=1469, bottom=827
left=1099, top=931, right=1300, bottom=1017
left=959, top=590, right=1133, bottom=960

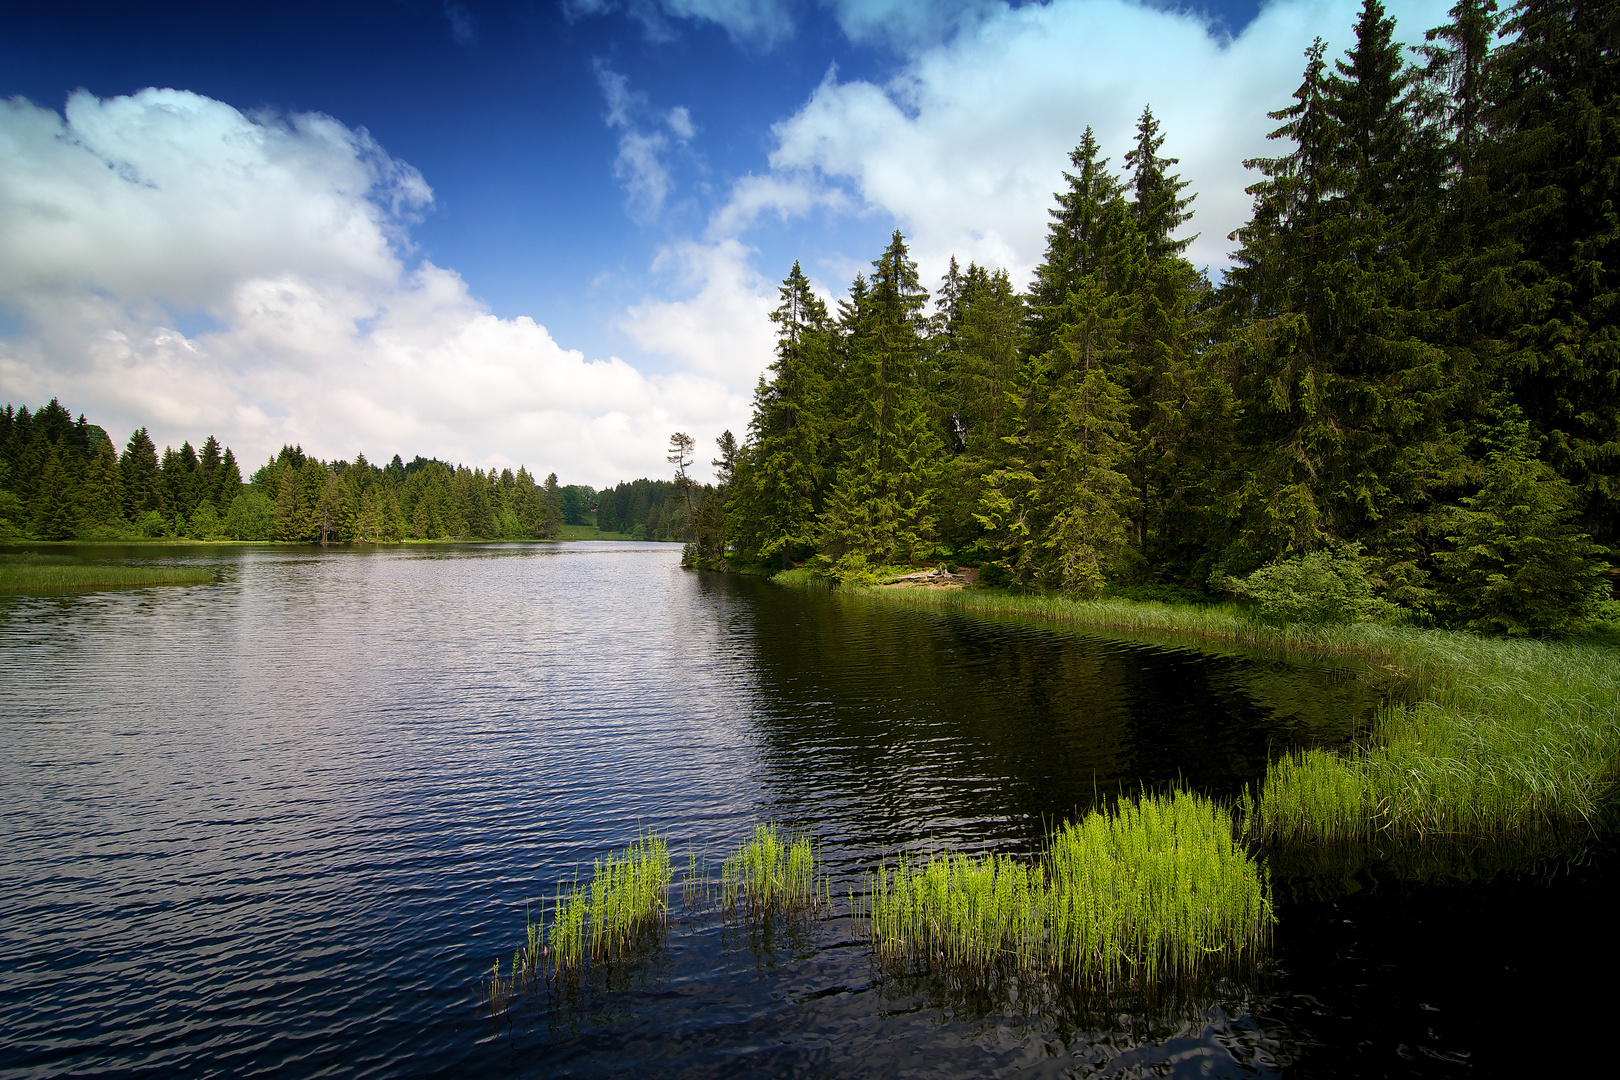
left=1, top=542, right=1614, bottom=1077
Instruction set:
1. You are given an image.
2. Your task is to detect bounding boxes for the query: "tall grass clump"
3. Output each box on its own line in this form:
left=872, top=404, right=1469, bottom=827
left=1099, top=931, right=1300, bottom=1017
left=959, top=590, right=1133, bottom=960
left=862, top=791, right=1273, bottom=989
left=720, top=823, right=826, bottom=916
left=544, top=830, right=672, bottom=980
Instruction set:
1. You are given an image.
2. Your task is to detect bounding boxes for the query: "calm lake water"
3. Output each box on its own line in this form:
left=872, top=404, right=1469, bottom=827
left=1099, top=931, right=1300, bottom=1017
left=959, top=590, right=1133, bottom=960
left=1, top=543, right=1615, bottom=1078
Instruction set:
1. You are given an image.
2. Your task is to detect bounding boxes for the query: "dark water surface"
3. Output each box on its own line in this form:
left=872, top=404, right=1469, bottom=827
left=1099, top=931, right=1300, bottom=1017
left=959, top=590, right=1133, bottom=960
left=1, top=543, right=1613, bottom=1077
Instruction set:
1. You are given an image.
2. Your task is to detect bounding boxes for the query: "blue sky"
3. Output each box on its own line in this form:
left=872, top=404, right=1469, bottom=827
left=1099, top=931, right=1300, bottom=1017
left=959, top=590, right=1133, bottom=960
left=0, top=0, right=1453, bottom=486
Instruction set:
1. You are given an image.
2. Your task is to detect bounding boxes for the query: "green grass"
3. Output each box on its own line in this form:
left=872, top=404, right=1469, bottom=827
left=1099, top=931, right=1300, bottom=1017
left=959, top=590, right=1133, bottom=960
left=720, top=823, right=827, bottom=916
left=557, top=524, right=633, bottom=541
left=540, top=830, right=672, bottom=981
left=863, top=790, right=1273, bottom=987
left=863, top=586, right=1620, bottom=851
left=0, top=556, right=213, bottom=593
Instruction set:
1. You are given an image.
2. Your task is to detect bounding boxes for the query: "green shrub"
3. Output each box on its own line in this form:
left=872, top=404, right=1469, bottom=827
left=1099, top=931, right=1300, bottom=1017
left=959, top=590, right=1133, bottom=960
left=1235, top=544, right=1394, bottom=625
left=224, top=490, right=272, bottom=541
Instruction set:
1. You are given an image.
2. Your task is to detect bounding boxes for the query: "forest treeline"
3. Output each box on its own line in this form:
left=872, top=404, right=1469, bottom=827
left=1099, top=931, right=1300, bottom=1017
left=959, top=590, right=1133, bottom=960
left=0, top=400, right=679, bottom=543
left=691, top=0, right=1620, bottom=636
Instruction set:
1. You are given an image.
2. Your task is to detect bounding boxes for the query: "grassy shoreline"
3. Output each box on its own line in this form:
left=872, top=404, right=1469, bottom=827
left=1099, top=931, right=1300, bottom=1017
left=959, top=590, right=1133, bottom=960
left=838, top=583, right=1620, bottom=852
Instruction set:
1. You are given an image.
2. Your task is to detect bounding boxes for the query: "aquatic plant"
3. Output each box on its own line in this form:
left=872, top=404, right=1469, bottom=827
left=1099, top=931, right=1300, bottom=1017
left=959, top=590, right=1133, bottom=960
left=1042, top=790, right=1272, bottom=983
left=720, top=823, right=826, bottom=916
left=863, top=790, right=1273, bottom=987
left=546, top=830, right=672, bottom=978
left=867, top=849, right=1045, bottom=977
left=482, top=956, right=514, bottom=1016
left=0, top=558, right=213, bottom=593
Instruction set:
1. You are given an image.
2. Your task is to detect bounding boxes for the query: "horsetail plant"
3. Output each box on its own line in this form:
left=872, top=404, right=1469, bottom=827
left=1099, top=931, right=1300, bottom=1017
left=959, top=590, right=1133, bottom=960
left=720, top=823, right=827, bottom=916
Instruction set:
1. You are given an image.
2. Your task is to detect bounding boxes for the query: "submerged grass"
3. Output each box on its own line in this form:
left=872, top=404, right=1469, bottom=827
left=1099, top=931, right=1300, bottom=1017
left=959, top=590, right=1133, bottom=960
left=864, top=790, right=1273, bottom=988
left=0, top=556, right=213, bottom=593
left=861, top=586, right=1620, bottom=852
left=720, top=823, right=827, bottom=916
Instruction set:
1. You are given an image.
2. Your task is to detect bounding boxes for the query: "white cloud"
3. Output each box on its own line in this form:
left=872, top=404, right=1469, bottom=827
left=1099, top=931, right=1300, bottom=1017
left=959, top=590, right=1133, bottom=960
left=444, top=1, right=478, bottom=45
left=666, top=105, right=696, bottom=141
left=0, top=89, right=741, bottom=486
left=824, top=0, right=1000, bottom=50
left=709, top=0, right=1454, bottom=288
left=565, top=0, right=795, bottom=49
left=594, top=62, right=696, bottom=222
left=620, top=239, right=778, bottom=391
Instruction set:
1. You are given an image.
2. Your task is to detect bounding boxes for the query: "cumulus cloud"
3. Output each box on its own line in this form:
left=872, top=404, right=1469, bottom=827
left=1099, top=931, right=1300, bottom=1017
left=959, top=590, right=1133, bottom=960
left=824, top=0, right=1001, bottom=50
left=709, top=0, right=1453, bottom=287
left=620, top=239, right=778, bottom=389
left=0, top=89, right=741, bottom=485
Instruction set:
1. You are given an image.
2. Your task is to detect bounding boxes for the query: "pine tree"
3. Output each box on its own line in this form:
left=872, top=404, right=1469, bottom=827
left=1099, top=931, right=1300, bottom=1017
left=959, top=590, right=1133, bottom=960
left=1437, top=419, right=1610, bottom=633
left=543, top=472, right=563, bottom=539
left=1041, top=279, right=1137, bottom=592
left=120, top=427, right=160, bottom=522
left=80, top=439, right=124, bottom=536
left=32, top=444, right=82, bottom=540
left=1028, top=127, right=1133, bottom=355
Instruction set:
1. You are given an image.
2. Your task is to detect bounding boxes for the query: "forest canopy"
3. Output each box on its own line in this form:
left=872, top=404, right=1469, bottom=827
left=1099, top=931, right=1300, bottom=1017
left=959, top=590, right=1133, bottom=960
left=694, top=0, right=1620, bottom=636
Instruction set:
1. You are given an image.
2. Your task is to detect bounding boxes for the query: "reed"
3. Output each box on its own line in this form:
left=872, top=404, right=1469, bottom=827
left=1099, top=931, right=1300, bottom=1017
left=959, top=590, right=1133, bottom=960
left=863, top=587, right=1620, bottom=851
left=862, top=790, right=1273, bottom=988
left=720, top=823, right=826, bottom=916
left=545, top=830, right=672, bottom=979
left=0, top=559, right=213, bottom=593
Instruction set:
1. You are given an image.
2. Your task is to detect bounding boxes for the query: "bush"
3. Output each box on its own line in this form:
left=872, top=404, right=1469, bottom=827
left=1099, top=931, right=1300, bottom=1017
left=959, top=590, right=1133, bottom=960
left=224, top=490, right=272, bottom=541
left=977, top=561, right=1012, bottom=588
left=1234, top=544, right=1395, bottom=625
left=829, top=551, right=879, bottom=586
left=133, top=510, right=169, bottom=538
left=188, top=503, right=223, bottom=540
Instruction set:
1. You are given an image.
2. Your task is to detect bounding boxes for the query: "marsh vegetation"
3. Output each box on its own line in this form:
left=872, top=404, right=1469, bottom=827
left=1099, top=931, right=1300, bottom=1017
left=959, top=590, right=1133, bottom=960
left=0, top=552, right=213, bottom=593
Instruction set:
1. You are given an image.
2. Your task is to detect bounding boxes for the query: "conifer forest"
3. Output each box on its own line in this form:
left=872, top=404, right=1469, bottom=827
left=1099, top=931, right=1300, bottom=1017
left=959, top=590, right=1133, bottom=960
left=690, top=0, right=1620, bottom=637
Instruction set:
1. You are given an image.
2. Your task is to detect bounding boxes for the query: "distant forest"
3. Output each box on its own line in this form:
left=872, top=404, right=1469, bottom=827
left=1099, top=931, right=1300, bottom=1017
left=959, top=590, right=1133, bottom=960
left=689, top=0, right=1620, bottom=635
left=0, top=399, right=694, bottom=543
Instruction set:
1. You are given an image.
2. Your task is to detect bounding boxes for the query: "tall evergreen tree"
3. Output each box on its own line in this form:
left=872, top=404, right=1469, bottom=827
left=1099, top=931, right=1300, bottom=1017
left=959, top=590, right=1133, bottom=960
left=730, top=262, right=834, bottom=568
left=821, top=232, right=943, bottom=568
left=120, top=428, right=160, bottom=521
left=1123, top=105, right=1196, bottom=259
left=1483, top=0, right=1620, bottom=548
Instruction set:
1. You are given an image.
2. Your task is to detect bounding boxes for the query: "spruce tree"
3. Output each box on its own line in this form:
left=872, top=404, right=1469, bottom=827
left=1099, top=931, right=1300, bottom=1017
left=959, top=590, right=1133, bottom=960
left=1123, top=105, right=1196, bottom=259
left=1438, top=419, right=1610, bottom=634
left=821, top=232, right=942, bottom=567
left=1483, top=0, right=1620, bottom=548
left=732, top=262, right=834, bottom=567
left=120, top=428, right=160, bottom=522
left=80, top=439, right=124, bottom=535
left=543, top=472, right=563, bottom=539
left=32, top=444, right=82, bottom=541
